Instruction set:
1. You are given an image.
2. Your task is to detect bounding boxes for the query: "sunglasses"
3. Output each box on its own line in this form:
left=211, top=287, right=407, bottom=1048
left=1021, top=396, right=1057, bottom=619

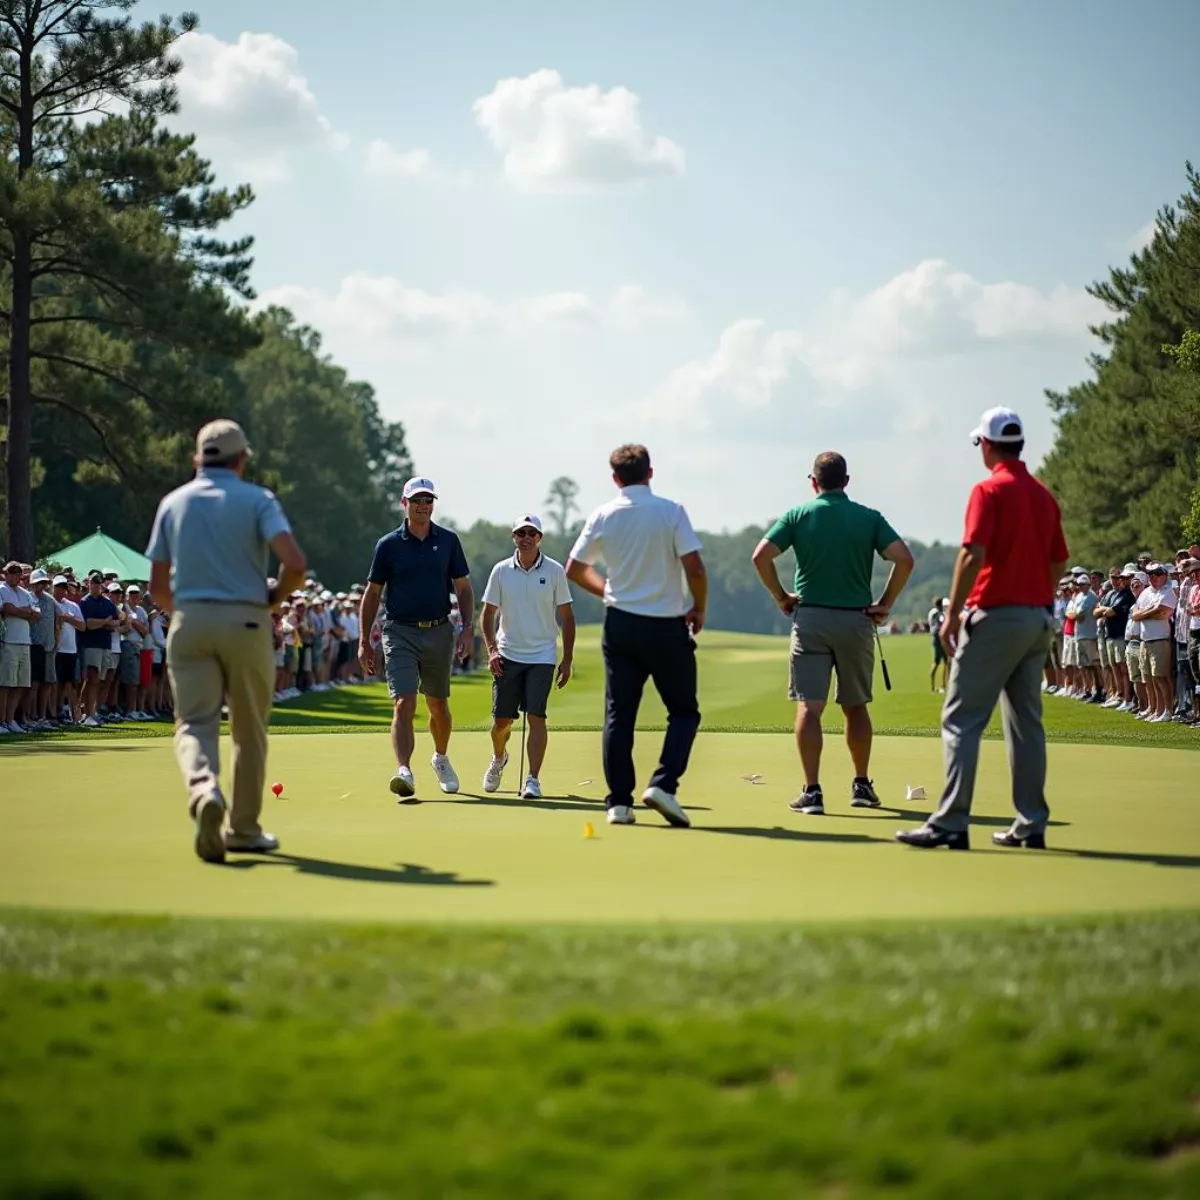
left=408, top=495, right=435, bottom=505
left=514, top=529, right=540, bottom=539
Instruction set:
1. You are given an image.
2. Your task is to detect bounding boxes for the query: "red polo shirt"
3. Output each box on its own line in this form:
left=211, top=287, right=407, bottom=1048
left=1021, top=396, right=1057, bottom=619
left=963, top=460, right=1068, bottom=609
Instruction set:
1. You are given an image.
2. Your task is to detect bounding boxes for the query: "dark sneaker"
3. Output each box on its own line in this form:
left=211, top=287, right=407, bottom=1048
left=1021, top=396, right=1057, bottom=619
left=789, top=788, right=824, bottom=815
left=895, top=824, right=970, bottom=850
left=850, top=778, right=881, bottom=808
left=992, top=830, right=1046, bottom=849
left=193, top=796, right=227, bottom=864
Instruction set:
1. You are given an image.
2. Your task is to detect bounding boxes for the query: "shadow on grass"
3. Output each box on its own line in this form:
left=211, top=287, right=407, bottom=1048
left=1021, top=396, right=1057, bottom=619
left=861, top=805, right=1072, bottom=830
left=645, top=824, right=886, bottom=845
left=0, top=739, right=160, bottom=755
left=225, top=854, right=494, bottom=886
left=438, top=792, right=711, bottom=813
left=1050, top=848, right=1200, bottom=870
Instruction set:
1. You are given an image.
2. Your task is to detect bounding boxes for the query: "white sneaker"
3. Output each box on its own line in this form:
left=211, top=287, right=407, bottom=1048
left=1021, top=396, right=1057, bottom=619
left=607, top=805, right=635, bottom=825
left=389, top=766, right=415, bottom=798
left=1152, top=712, right=1173, bottom=723
left=7, top=721, right=23, bottom=734
left=520, top=775, right=542, bottom=800
left=642, top=785, right=691, bottom=828
left=81, top=715, right=101, bottom=728
left=224, top=830, right=280, bottom=853
left=193, top=796, right=226, bottom=864
left=432, top=754, right=459, bottom=794
left=482, top=753, right=508, bottom=794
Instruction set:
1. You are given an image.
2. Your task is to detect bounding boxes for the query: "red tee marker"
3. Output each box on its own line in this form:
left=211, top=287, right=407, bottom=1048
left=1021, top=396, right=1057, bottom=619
left=271, top=783, right=284, bottom=797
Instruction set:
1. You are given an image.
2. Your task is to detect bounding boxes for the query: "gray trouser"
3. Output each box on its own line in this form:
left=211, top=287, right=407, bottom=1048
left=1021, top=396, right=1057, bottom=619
left=930, top=605, right=1055, bottom=834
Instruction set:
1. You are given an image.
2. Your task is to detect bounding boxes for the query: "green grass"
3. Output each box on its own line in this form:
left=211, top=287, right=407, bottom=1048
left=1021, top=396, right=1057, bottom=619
left=13, top=627, right=1200, bottom=747
left=3, top=629, right=1198, bottom=1196
left=1, top=912, right=1198, bottom=1198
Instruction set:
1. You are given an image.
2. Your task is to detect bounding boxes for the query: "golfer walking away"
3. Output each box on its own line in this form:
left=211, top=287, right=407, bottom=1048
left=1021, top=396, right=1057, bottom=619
left=147, top=420, right=309, bottom=863
left=751, top=452, right=914, bottom=815
left=897, top=407, right=1068, bottom=851
left=566, top=444, right=706, bottom=828
left=358, top=477, right=474, bottom=799
left=479, top=514, right=575, bottom=799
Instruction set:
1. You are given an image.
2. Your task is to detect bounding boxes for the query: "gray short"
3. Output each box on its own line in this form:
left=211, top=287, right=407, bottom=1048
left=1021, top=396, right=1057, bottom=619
left=103, top=649, right=119, bottom=677
left=381, top=620, right=455, bottom=700
left=119, top=641, right=141, bottom=685
left=82, top=647, right=110, bottom=676
left=1074, top=637, right=1099, bottom=669
left=788, top=606, right=874, bottom=707
left=492, top=659, right=555, bottom=719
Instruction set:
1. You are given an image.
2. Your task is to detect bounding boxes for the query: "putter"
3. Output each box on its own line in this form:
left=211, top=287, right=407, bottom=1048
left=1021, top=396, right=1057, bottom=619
left=875, top=627, right=892, bottom=691
left=517, top=709, right=527, bottom=794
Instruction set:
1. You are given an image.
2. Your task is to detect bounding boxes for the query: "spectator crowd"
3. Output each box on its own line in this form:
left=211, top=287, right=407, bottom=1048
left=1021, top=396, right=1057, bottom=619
left=0, top=563, right=382, bottom=736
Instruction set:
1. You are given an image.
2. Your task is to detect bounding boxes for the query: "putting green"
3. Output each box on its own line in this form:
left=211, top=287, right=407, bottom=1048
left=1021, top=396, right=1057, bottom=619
left=1, top=731, right=1196, bottom=923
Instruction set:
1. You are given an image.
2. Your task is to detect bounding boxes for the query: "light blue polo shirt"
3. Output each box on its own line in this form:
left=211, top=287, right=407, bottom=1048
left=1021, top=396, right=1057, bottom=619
left=147, top=468, right=291, bottom=605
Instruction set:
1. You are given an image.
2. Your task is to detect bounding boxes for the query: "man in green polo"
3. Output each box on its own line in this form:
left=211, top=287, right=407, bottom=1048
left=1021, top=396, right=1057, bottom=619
left=751, top=451, right=913, bottom=815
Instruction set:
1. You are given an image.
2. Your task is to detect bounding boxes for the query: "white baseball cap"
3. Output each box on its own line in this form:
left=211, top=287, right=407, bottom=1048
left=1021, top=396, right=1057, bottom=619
left=1121, top=563, right=1137, bottom=575
left=29, top=567, right=50, bottom=584
left=1132, top=571, right=1150, bottom=586
left=969, top=406, right=1025, bottom=445
left=1074, top=574, right=1089, bottom=584
left=402, top=476, right=438, bottom=500
left=511, top=514, right=544, bottom=534
left=52, top=574, right=69, bottom=586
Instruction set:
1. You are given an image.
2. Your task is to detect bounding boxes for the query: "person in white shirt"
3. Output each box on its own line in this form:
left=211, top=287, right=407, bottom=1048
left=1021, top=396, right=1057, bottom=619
left=0, top=560, right=38, bottom=731
left=120, top=584, right=151, bottom=719
left=480, top=514, right=575, bottom=799
left=1123, top=573, right=1149, bottom=715
left=53, top=575, right=86, bottom=723
left=566, top=444, right=706, bottom=828
left=1130, top=562, right=1178, bottom=722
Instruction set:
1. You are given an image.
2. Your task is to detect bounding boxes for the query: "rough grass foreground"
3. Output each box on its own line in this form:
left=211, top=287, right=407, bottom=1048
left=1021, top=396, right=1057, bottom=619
left=1, top=911, right=1198, bottom=1198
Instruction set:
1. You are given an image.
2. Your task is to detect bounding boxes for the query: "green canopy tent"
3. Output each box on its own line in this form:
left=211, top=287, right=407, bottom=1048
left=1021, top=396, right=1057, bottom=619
left=40, top=528, right=153, bottom=582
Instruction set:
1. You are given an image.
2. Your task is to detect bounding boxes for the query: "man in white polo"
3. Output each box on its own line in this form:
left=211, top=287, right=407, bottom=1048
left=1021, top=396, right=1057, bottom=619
left=479, top=514, right=575, bottom=798
left=566, top=443, right=707, bottom=828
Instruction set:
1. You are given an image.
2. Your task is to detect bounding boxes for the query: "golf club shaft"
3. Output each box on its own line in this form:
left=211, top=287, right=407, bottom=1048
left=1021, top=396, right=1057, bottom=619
left=518, top=710, right=526, bottom=790
left=875, top=627, right=892, bottom=691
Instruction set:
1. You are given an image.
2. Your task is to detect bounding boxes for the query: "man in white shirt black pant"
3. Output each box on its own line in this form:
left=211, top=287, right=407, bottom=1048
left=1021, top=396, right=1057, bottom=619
left=567, top=444, right=707, bottom=828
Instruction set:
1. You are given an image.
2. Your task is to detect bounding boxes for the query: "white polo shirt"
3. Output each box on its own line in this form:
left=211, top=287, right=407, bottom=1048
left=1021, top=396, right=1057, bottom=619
left=0, top=583, right=36, bottom=645
left=1134, top=585, right=1176, bottom=643
left=56, top=598, right=83, bottom=655
left=482, top=552, right=572, bottom=665
left=569, top=485, right=702, bottom=618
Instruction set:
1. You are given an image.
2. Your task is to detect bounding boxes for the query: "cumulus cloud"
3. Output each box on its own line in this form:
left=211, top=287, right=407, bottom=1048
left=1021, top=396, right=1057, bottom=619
left=364, top=140, right=436, bottom=178
left=472, top=69, right=685, bottom=192
left=173, top=31, right=344, bottom=183
left=257, top=276, right=677, bottom=343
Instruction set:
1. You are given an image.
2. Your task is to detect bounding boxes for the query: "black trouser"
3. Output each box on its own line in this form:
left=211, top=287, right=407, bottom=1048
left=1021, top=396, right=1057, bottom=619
left=601, top=608, right=700, bottom=809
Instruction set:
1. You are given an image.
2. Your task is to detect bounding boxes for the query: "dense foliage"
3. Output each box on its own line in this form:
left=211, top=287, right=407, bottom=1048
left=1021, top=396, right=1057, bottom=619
left=1040, top=164, right=1200, bottom=560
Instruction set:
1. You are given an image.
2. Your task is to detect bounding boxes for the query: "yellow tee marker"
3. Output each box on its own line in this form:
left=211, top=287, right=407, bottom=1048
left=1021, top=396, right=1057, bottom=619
left=583, top=822, right=595, bottom=840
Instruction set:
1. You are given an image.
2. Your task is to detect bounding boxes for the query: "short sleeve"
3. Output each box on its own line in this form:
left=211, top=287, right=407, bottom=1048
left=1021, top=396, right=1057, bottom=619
left=367, top=537, right=390, bottom=586
left=570, top=512, right=603, bottom=565
left=257, top=490, right=292, bottom=543
left=448, top=534, right=469, bottom=580
left=553, top=566, right=573, bottom=606
left=1161, top=588, right=1178, bottom=612
left=962, top=484, right=994, bottom=549
left=146, top=501, right=172, bottom=563
left=764, top=509, right=795, bottom=550
left=481, top=563, right=504, bottom=608
left=673, top=505, right=703, bottom=558
left=874, top=511, right=901, bottom=553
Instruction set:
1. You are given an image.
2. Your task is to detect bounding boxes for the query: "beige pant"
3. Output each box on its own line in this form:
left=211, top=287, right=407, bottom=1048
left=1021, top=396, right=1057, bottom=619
left=167, top=602, right=274, bottom=836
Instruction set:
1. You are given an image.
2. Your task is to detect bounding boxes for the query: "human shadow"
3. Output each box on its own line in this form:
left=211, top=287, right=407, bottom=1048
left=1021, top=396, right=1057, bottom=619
left=1046, top=848, right=1200, bottom=870
left=643, top=824, right=885, bottom=845
left=839, top=805, right=1071, bottom=830
left=224, top=854, right=494, bottom=886
left=0, top=739, right=160, bottom=756
left=440, top=792, right=712, bottom=813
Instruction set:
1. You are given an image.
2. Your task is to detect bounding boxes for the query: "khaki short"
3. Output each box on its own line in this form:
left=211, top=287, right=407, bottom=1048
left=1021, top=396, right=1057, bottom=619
left=788, top=606, right=874, bottom=707
left=1105, top=637, right=1126, bottom=669
left=381, top=620, right=455, bottom=700
left=1141, top=640, right=1172, bottom=679
left=82, top=646, right=110, bottom=676
left=1074, top=638, right=1099, bottom=669
left=0, top=641, right=31, bottom=689
left=1126, top=641, right=1144, bottom=684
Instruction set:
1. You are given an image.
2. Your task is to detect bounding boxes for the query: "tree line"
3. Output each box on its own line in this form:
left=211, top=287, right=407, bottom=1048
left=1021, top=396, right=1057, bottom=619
left=1040, top=164, right=1200, bottom=559
left=1, top=0, right=411, bottom=583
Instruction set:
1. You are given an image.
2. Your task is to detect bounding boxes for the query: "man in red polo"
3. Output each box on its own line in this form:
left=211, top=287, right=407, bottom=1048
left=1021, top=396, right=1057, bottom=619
left=897, top=406, right=1069, bottom=851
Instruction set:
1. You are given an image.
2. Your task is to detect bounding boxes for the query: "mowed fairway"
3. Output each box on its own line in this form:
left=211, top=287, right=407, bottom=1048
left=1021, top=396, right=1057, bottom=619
left=2, top=730, right=1198, bottom=923
left=2, top=628, right=1198, bottom=1199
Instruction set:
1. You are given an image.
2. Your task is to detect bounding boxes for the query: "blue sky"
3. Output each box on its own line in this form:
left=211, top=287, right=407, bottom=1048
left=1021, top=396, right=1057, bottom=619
left=169, top=0, right=1198, bottom=540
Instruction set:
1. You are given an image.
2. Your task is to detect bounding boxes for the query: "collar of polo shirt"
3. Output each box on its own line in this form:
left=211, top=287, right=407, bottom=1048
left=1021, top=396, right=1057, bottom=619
left=511, top=549, right=544, bottom=573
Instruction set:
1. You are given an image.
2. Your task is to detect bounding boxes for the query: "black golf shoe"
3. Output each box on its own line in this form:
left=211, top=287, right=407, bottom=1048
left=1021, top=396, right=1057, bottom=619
left=895, top=824, right=970, bottom=851
left=850, top=778, right=881, bottom=808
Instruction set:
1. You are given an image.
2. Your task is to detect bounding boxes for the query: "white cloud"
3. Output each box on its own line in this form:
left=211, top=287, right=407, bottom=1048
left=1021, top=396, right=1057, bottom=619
left=1128, top=220, right=1157, bottom=252
left=472, top=68, right=685, bottom=192
left=173, top=31, right=344, bottom=183
left=364, top=140, right=436, bottom=178
left=258, top=276, right=679, bottom=344
left=611, top=284, right=687, bottom=329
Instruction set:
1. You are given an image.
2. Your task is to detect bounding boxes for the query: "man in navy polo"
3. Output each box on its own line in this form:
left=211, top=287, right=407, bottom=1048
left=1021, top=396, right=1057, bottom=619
left=358, top=477, right=473, bottom=799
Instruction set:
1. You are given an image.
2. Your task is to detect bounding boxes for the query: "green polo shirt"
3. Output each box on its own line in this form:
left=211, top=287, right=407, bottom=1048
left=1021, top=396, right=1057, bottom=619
left=765, top=491, right=900, bottom=609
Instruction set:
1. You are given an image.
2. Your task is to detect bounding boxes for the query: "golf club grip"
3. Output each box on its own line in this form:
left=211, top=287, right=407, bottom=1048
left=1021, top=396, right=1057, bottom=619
left=881, top=658, right=892, bottom=691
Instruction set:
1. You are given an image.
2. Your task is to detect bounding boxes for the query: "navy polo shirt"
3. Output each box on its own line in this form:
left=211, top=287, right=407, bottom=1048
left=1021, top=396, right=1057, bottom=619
left=368, top=521, right=470, bottom=623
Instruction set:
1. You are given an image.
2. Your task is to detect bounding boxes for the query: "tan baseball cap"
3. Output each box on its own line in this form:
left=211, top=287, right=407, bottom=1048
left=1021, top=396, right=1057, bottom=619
left=196, top=419, right=251, bottom=462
